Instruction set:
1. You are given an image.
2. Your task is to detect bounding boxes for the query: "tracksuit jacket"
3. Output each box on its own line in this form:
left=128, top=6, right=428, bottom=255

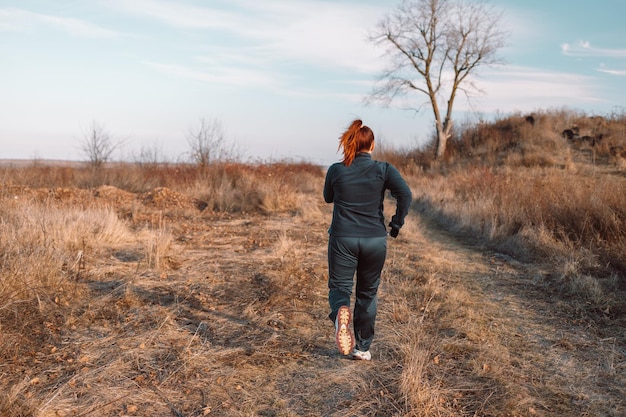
left=323, top=153, right=412, bottom=237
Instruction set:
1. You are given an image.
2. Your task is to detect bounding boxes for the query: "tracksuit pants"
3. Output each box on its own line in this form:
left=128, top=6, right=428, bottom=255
left=327, top=235, right=387, bottom=352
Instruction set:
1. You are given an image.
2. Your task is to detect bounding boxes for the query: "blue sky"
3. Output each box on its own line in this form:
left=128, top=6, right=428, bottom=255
left=1, top=0, right=625, bottom=165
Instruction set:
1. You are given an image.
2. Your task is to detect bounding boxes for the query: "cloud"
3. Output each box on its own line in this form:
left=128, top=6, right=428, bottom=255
left=597, top=62, right=626, bottom=76
left=143, top=61, right=277, bottom=87
left=561, top=41, right=626, bottom=58
left=363, top=63, right=604, bottom=116
left=105, top=0, right=387, bottom=75
left=460, top=65, right=603, bottom=113
left=107, top=0, right=390, bottom=99
left=597, top=68, right=626, bottom=76
left=144, top=56, right=368, bottom=102
left=0, top=7, right=128, bottom=38
left=104, top=0, right=248, bottom=31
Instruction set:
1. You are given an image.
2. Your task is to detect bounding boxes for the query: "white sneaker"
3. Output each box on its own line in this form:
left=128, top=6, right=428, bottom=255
left=334, top=306, right=354, bottom=356
left=351, top=349, right=371, bottom=361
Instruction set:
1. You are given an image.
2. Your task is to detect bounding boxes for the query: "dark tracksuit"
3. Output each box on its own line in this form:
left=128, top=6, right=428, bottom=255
left=324, top=153, right=412, bottom=352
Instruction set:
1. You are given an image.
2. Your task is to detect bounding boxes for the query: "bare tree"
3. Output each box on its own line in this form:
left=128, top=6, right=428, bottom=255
left=78, top=121, right=121, bottom=168
left=368, top=0, right=507, bottom=159
left=186, top=117, right=230, bottom=167
left=132, top=141, right=169, bottom=169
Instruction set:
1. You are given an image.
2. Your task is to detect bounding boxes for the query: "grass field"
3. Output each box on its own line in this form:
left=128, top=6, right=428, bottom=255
left=1, top=109, right=625, bottom=416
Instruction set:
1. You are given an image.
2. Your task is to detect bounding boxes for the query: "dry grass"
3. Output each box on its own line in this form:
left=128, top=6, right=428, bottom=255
left=1, top=109, right=625, bottom=416
left=0, top=197, right=132, bottom=309
left=0, top=191, right=186, bottom=417
left=410, top=161, right=626, bottom=313
left=404, top=109, right=626, bottom=314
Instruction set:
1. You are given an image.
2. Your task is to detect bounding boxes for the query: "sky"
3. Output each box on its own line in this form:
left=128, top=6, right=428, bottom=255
left=1, top=0, right=626, bottom=166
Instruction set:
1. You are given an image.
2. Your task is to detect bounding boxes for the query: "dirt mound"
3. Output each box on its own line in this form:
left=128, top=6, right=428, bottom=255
left=140, top=187, right=195, bottom=210
left=44, top=187, right=93, bottom=204
left=2, top=184, right=198, bottom=212
left=93, top=185, right=136, bottom=206
left=0, top=185, right=32, bottom=199
left=0, top=185, right=90, bottom=204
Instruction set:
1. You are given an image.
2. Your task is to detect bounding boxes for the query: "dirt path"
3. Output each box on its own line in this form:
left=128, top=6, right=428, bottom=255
left=162, top=212, right=407, bottom=416
left=410, top=217, right=625, bottom=416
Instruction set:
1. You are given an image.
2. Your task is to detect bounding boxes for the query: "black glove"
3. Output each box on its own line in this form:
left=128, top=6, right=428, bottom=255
left=389, top=222, right=400, bottom=238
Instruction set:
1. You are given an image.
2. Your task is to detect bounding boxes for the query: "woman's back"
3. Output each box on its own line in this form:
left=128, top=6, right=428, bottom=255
left=324, top=153, right=411, bottom=238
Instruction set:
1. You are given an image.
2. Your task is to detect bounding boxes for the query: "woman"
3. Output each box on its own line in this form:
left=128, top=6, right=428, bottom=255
left=324, top=119, right=412, bottom=360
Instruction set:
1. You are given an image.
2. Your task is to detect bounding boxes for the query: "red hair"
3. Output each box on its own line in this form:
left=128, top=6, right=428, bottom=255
left=338, top=119, right=374, bottom=166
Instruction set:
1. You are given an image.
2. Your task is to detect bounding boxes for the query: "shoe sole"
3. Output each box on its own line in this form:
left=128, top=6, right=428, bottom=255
left=335, top=306, right=354, bottom=356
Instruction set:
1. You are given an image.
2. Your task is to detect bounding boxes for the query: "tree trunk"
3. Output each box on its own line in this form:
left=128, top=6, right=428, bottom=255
left=435, top=98, right=455, bottom=159
left=435, top=118, right=453, bottom=159
left=435, top=124, right=446, bottom=159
